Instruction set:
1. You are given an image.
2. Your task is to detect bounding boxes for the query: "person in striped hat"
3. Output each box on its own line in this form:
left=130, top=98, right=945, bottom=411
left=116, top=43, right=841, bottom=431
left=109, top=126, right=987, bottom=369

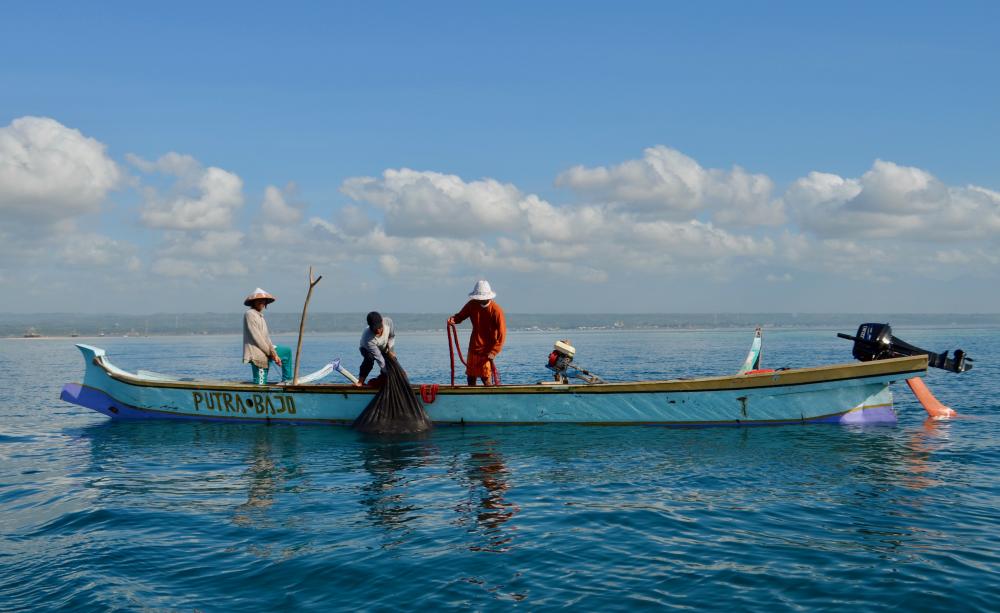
left=242, top=288, right=292, bottom=384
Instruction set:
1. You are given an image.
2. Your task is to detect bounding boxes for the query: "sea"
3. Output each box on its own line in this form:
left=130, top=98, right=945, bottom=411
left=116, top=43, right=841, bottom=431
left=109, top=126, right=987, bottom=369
left=1, top=326, right=997, bottom=611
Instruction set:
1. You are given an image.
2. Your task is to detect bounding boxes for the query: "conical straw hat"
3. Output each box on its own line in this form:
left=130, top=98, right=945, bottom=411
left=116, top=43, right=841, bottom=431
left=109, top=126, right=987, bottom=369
left=244, top=288, right=276, bottom=307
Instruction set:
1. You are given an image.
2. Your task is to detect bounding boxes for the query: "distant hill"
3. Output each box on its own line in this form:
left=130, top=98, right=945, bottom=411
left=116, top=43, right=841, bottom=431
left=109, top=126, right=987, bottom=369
left=2, top=312, right=999, bottom=338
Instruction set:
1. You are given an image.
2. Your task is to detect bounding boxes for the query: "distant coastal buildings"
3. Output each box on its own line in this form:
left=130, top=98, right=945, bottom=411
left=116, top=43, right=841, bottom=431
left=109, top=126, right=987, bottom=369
left=3, top=313, right=1000, bottom=338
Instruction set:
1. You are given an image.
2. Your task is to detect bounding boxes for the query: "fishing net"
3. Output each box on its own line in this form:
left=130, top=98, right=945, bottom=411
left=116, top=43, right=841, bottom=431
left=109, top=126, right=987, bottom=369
left=352, top=354, right=432, bottom=434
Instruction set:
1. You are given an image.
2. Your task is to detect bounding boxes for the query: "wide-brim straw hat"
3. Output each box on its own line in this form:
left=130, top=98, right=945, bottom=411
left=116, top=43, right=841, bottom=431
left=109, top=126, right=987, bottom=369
left=244, top=288, right=276, bottom=307
left=468, top=279, right=496, bottom=301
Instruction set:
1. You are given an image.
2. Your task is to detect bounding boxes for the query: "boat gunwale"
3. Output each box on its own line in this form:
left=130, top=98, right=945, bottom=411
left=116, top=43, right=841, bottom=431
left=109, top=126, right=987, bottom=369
left=86, top=353, right=928, bottom=395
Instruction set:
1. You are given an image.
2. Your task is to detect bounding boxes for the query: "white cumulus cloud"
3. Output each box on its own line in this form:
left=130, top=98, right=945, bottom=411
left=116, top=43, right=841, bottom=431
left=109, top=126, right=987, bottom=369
left=337, top=204, right=376, bottom=236
left=341, top=168, right=533, bottom=238
left=150, top=230, right=248, bottom=279
left=261, top=182, right=305, bottom=225
left=554, top=145, right=784, bottom=226
left=327, top=164, right=780, bottom=285
left=130, top=152, right=244, bottom=230
left=8, top=120, right=997, bottom=310
left=629, top=219, right=773, bottom=258
left=379, top=254, right=400, bottom=276
left=0, top=116, right=122, bottom=225
left=786, top=159, right=1000, bottom=241
left=58, top=233, right=141, bottom=271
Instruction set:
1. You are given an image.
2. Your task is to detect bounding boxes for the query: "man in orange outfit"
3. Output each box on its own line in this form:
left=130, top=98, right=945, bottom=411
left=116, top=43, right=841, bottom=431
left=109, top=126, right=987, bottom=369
left=448, top=279, right=506, bottom=386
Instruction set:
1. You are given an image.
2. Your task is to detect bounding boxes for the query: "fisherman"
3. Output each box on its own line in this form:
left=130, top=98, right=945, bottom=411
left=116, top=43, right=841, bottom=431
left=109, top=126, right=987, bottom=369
left=448, top=280, right=506, bottom=386
left=242, top=288, right=293, bottom=384
left=357, top=311, right=396, bottom=387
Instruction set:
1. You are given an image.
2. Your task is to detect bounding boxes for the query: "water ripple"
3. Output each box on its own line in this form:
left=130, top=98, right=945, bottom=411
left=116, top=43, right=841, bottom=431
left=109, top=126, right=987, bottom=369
left=1, top=330, right=998, bottom=611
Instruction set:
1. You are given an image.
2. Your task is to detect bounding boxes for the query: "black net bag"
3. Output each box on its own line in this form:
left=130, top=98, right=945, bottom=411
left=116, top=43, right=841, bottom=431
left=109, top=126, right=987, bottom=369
left=352, top=354, right=433, bottom=434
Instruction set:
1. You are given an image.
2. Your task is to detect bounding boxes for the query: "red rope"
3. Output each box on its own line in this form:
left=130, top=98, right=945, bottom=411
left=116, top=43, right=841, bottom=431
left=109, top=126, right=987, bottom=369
left=447, top=320, right=499, bottom=386
left=420, top=384, right=439, bottom=403
left=447, top=321, right=465, bottom=386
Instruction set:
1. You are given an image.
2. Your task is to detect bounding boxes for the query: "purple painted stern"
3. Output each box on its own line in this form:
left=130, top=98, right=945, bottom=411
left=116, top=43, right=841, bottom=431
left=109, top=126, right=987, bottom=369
left=61, top=383, right=151, bottom=419
left=816, top=403, right=897, bottom=425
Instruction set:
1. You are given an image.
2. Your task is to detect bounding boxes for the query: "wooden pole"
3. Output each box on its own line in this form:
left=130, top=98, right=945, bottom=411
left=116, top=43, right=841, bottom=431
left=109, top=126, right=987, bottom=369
left=293, top=266, right=322, bottom=385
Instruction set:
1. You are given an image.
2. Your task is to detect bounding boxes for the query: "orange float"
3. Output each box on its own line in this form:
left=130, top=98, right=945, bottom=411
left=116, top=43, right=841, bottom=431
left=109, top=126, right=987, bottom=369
left=906, top=377, right=957, bottom=419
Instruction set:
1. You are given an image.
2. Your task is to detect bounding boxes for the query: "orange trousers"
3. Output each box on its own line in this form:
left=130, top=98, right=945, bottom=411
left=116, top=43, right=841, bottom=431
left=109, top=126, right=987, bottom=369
left=466, top=352, right=494, bottom=380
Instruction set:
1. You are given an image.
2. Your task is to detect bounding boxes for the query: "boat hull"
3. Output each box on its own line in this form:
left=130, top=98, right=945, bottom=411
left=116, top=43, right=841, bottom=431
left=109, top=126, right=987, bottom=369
left=61, top=345, right=926, bottom=427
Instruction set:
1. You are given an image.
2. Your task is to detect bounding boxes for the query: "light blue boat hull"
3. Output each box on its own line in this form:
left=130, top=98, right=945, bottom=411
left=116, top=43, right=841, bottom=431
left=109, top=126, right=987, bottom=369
left=61, top=345, right=926, bottom=427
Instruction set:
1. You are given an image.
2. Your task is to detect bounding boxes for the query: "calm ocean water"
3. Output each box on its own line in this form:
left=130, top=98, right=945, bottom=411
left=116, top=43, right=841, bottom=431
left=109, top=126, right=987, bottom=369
left=1, top=327, right=998, bottom=611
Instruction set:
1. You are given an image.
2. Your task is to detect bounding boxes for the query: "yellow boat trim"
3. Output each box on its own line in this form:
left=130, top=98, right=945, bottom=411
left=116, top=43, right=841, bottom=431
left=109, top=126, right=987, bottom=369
left=95, top=355, right=928, bottom=395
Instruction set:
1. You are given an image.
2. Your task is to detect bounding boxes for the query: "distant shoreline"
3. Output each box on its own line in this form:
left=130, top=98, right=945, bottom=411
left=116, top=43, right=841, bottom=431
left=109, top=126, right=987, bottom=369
left=6, top=312, right=1000, bottom=339
left=6, top=318, right=1000, bottom=340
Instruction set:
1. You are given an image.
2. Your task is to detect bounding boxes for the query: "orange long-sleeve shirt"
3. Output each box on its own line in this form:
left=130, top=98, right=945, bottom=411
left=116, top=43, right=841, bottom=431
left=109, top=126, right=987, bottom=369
left=453, top=300, right=506, bottom=359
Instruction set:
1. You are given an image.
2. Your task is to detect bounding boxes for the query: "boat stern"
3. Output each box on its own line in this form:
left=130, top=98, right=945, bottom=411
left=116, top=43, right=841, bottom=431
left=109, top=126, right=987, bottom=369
left=60, top=382, right=121, bottom=417
left=812, top=384, right=897, bottom=425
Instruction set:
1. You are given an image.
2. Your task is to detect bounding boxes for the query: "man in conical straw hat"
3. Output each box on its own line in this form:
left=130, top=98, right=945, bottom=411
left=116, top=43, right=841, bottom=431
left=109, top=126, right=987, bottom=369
left=242, top=288, right=293, bottom=384
left=448, top=280, right=506, bottom=386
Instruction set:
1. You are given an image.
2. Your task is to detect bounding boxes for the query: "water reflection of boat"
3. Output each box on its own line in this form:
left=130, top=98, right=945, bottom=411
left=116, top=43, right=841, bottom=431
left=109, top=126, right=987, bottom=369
left=230, top=427, right=304, bottom=532
left=359, top=441, right=431, bottom=530
left=455, top=440, right=519, bottom=552
left=233, top=431, right=281, bottom=526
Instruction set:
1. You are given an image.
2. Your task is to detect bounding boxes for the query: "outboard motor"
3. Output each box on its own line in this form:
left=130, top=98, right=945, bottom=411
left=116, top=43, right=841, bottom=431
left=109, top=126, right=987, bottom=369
left=545, top=340, right=605, bottom=384
left=547, top=340, right=576, bottom=382
left=838, top=323, right=972, bottom=373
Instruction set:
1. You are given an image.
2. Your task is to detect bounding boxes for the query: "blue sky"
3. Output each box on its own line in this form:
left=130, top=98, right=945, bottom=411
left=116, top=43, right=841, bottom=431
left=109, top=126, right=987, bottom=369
left=1, top=2, right=999, bottom=313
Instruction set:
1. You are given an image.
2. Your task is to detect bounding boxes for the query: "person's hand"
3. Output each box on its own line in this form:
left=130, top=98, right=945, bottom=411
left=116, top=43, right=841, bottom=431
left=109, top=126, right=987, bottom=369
left=487, top=352, right=496, bottom=360
left=387, top=350, right=397, bottom=360
left=353, top=380, right=363, bottom=387
left=272, top=353, right=282, bottom=366
left=447, top=317, right=456, bottom=325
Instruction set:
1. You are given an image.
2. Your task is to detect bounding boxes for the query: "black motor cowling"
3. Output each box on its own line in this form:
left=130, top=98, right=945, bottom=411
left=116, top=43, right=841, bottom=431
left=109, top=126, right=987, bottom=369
left=849, top=323, right=894, bottom=361
left=837, top=323, right=972, bottom=373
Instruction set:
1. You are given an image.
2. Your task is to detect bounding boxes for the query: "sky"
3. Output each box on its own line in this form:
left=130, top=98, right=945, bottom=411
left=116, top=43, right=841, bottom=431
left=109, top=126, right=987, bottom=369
left=1, top=1, right=999, bottom=314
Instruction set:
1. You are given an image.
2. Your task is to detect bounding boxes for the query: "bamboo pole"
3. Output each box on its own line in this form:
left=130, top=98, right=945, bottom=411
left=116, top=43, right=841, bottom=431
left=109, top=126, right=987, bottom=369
left=293, top=266, right=322, bottom=385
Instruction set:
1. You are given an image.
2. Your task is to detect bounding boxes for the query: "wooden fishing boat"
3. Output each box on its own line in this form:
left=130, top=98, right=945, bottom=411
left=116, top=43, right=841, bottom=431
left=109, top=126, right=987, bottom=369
left=61, top=327, right=950, bottom=427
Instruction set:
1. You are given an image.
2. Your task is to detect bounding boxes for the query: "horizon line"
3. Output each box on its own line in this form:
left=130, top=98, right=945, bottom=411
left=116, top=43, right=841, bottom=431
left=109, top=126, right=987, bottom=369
left=7, top=311, right=1000, bottom=316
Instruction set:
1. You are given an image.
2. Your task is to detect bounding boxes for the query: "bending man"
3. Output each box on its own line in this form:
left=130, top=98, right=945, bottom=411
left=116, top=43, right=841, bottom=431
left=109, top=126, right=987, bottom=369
left=242, top=288, right=293, bottom=384
left=448, top=280, right=506, bottom=386
left=358, top=311, right=395, bottom=387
